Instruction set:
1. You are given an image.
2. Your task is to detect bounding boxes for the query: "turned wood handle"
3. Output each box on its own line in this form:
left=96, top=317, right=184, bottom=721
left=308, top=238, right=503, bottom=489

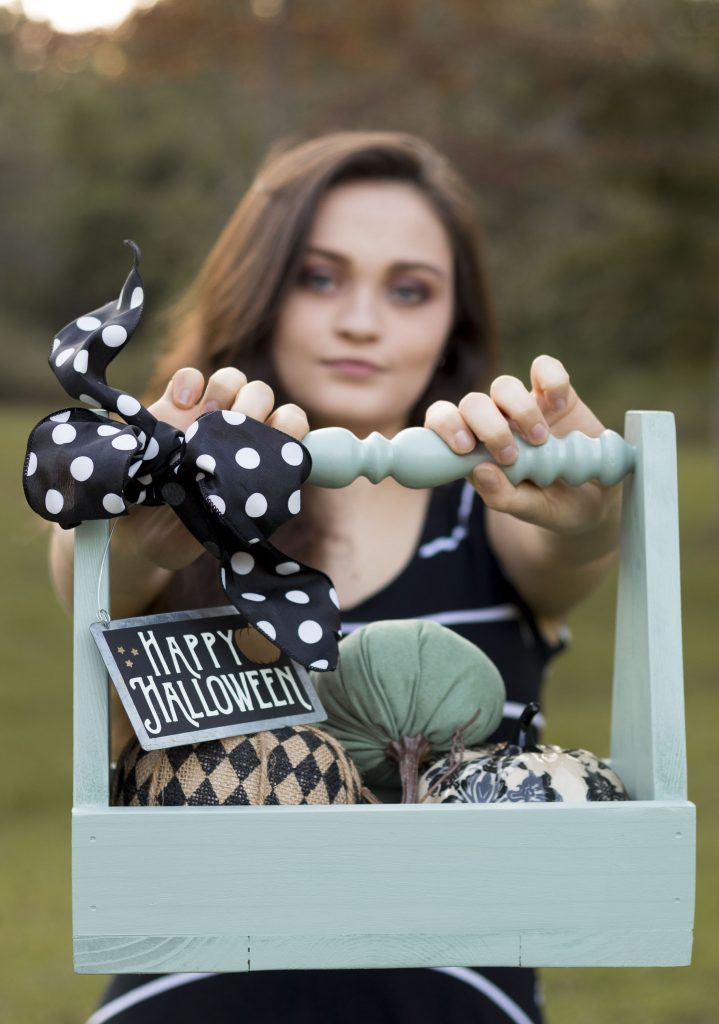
left=303, top=425, right=635, bottom=489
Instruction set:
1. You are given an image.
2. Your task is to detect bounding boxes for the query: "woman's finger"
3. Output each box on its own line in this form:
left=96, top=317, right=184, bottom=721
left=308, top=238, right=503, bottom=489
left=199, top=367, right=248, bottom=414
left=424, top=400, right=476, bottom=454
left=470, top=463, right=555, bottom=526
left=529, top=354, right=576, bottom=423
left=457, top=391, right=519, bottom=464
left=470, top=463, right=523, bottom=512
left=148, top=367, right=204, bottom=429
left=489, top=375, right=549, bottom=446
left=267, top=403, right=310, bottom=441
left=169, top=367, right=205, bottom=409
left=230, top=379, right=275, bottom=422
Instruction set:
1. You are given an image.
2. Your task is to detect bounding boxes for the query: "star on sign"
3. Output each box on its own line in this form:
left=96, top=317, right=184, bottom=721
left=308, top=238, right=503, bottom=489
left=117, top=646, right=125, bottom=654
left=125, top=659, right=134, bottom=668
left=131, top=648, right=139, bottom=656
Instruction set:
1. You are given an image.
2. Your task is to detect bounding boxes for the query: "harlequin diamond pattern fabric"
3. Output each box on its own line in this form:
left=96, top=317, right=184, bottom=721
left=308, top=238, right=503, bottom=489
left=112, top=726, right=365, bottom=806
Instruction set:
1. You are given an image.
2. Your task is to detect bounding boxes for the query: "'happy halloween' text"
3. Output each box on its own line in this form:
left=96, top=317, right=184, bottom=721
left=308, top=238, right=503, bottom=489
left=92, top=609, right=325, bottom=749
left=128, top=628, right=313, bottom=736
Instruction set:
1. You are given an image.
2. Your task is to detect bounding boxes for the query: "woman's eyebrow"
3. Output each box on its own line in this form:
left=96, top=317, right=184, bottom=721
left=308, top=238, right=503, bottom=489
left=305, top=246, right=347, bottom=264
left=392, top=260, right=447, bottom=279
left=306, top=246, right=447, bottom=278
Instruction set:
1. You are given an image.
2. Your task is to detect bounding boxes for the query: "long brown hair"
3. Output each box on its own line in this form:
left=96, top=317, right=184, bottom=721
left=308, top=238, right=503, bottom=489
left=152, top=131, right=498, bottom=423
left=117, top=137, right=500, bottom=753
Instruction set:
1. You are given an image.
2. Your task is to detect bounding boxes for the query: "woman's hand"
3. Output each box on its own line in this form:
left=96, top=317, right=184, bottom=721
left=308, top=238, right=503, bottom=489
left=122, top=368, right=309, bottom=576
left=49, top=367, right=310, bottom=619
left=149, top=366, right=309, bottom=440
left=424, top=355, right=622, bottom=619
left=424, top=354, right=614, bottom=537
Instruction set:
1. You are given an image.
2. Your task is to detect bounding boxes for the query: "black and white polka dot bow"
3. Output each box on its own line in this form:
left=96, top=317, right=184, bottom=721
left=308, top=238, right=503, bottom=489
left=23, top=241, right=341, bottom=671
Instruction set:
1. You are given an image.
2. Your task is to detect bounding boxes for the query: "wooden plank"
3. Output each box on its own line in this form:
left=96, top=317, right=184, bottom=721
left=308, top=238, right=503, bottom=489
left=73, top=520, right=111, bottom=808
left=611, top=412, right=687, bottom=800
left=517, top=928, right=692, bottom=969
left=74, top=933, right=521, bottom=973
left=73, top=928, right=693, bottom=973
left=73, top=801, right=695, bottom=970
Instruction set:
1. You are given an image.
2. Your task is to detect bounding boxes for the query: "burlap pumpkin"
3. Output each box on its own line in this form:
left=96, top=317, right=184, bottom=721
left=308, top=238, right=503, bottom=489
left=112, top=725, right=365, bottom=806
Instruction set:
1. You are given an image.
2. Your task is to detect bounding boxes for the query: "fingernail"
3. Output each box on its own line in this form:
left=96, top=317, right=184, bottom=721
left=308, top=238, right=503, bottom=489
left=530, top=423, right=548, bottom=443
left=202, top=399, right=220, bottom=414
left=178, top=388, right=192, bottom=406
left=454, top=429, right=474, bottom=453
left=499, top=444, right=518, bottom=464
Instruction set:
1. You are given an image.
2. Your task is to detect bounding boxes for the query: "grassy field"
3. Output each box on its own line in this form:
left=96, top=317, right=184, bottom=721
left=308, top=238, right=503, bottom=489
left=2, top=406, right=716, bottom=1023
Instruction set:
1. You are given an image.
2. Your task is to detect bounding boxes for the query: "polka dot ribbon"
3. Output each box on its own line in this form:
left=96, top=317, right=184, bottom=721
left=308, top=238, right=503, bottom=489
left=22, top=241, right=341, bottom=671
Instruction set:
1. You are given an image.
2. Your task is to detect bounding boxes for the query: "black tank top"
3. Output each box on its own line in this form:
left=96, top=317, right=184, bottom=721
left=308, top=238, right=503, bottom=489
left=104, top=480, right=555, bottom=1024
left=156, top=478, right=563, bottom=740
left=340, top=479, right=563, bottom=743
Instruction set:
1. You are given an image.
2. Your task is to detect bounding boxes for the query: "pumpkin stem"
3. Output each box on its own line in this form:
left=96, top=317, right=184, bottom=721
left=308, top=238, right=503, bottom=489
left=513, top=702, right=542, bottom=752
left=420, top=708, right=482, bottom=802
left=386, top=734, right=433, bottom=803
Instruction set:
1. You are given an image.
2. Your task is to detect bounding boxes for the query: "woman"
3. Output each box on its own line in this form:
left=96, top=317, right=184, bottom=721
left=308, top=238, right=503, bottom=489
left=51, top=131, right=620, bottom=1023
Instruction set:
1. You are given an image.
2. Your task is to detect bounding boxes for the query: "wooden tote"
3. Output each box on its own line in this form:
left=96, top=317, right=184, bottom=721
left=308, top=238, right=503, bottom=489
left=71, top=411, right=695, bottom=973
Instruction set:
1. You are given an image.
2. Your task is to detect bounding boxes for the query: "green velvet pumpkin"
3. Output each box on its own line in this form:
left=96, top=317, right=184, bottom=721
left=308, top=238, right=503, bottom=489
left=311, top=619, right=506, bottom=797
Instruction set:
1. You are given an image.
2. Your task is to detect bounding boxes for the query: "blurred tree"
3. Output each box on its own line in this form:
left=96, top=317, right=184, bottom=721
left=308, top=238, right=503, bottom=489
left=1, top=0, right=717, bottom=432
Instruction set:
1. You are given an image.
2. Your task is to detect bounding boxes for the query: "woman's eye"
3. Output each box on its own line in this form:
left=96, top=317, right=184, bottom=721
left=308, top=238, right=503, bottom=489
left=389, top=280, right=430, bottom=306
left=298, top=266, right=339, bottom=294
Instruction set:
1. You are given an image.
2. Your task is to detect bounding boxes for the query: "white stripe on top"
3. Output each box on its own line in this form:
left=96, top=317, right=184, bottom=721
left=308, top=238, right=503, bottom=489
left=418, top=481, right=475, bottom=559
left=503, top=701, right=546, bottom=729
left=341, top=603, right=521, bottom=635
left=432, top=967, right=537, bottom=1024
left=88, top=968, right=536, bottom=1024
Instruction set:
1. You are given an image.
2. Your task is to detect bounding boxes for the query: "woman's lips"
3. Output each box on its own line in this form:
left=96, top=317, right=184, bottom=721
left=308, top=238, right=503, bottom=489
left=321, top=359, right=385, bottom=379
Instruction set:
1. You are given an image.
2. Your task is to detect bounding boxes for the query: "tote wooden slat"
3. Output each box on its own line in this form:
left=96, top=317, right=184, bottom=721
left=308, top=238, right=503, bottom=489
left=71, top=411, right=695, bottom=972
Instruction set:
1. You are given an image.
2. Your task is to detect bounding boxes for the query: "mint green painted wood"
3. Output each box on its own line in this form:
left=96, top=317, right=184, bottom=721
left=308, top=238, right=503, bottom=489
left=72, top=801, right=694, bottom=970
left=73, top=519, right=111, bottom=808
left=304, top=425, right=635, bottom=488
left=72, top=928, right=692, bottom=973
left=70, top=412, right=696, bottom=971
left=610, top=413, right=687, bottom=800
left=72, top=933, right=521, bottom=973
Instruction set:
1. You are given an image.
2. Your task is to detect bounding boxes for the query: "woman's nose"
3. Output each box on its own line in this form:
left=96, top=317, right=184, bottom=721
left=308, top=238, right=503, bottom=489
left=334, top=286, right=381, bottom=342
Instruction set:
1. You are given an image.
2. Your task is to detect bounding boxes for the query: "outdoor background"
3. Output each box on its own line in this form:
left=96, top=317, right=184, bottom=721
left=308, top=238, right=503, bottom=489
left=2, top=0, right=717, bottom=1021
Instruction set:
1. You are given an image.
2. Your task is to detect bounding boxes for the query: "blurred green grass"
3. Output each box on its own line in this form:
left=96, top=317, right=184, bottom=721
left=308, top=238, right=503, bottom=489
left=3, top=406, right=105, bottom=1023
left=2, top=406, right=716, bottom=1023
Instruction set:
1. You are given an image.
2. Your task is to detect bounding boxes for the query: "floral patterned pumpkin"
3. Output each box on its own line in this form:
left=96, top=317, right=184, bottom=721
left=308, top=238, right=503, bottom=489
left=418, top=703, right=629, bottom=804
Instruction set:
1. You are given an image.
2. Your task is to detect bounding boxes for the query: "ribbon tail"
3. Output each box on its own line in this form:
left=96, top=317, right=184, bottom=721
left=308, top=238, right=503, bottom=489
left=48, top=242, right=158, bottom=438
left=166, top=488, right=341, bottom=672
left=219, top=543, right=342, bottom=672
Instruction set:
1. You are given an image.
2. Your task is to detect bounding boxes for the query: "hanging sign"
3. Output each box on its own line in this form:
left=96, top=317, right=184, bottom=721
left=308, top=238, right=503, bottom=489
left=91, top=606, right=326, bottom=751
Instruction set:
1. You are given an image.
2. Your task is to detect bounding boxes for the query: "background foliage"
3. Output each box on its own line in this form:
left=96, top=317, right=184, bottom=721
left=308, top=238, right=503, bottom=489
left=1, top=0, right=718, bottom=433
left=2, top=1, right=717, bottom=1021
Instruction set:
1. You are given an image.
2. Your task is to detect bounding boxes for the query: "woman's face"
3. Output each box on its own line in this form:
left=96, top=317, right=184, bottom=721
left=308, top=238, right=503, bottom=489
left=272, top=181, right=455, bottom=436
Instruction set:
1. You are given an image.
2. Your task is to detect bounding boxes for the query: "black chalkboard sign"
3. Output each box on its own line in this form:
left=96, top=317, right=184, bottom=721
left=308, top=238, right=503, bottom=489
left=91, top=606, right=326, bottom=750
